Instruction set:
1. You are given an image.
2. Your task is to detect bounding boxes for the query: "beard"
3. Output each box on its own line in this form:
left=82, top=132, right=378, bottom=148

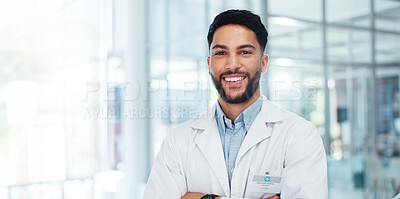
left=211, top=69, right=261, bottom=104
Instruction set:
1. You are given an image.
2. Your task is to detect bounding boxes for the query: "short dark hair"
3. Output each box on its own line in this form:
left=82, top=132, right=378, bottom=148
left=207, top=9, right=268, bottom=52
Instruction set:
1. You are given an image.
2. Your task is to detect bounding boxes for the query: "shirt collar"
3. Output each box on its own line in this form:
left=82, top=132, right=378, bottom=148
left=215, top=95, right=263, bottom=132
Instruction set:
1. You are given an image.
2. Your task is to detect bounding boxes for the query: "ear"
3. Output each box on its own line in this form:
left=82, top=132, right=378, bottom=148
left=261, top=54, right=269, bottom=73
left=207, top=56, right=211, bottom=74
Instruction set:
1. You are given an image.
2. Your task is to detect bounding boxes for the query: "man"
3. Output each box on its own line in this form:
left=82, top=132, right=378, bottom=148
left=143, top=9, right=327, bottom=199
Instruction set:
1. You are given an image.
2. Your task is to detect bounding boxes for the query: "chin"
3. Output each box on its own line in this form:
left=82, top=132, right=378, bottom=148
left=223, top=93, right=250, bottom=104
left=226, top=93, right=244, bottom=101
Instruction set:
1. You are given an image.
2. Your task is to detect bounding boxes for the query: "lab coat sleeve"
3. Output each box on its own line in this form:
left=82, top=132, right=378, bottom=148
left=143, top=130, right=187, bottom=199
left=281, top=121, right=328, bottom=199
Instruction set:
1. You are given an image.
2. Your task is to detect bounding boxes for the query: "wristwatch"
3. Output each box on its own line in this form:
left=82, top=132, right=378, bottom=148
left=200, top=194, right=220, bottom=199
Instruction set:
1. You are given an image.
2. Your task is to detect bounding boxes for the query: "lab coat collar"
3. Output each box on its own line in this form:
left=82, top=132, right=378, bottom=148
left=191, top=96, right=288, bottom=130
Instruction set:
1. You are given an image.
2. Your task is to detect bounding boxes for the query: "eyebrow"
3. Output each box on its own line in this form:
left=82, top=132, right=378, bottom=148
left=211, top=44, right=256, bottom=50
left=211, top=44, right=228, bottom=50
left=237, top=44, right=256, bottom=50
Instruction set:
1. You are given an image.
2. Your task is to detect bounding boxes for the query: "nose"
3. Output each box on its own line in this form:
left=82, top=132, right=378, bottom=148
left=226, top=54, right=241, bottom=70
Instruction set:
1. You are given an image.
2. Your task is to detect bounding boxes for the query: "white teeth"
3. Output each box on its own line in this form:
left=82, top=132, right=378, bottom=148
left=225, top=77, right=244, bottom=82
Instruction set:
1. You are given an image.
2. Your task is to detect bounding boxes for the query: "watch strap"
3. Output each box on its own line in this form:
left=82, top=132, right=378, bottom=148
left=200, top=194, right=220, bottom=199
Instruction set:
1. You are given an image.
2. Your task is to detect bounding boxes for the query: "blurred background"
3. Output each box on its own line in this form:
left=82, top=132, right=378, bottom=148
left=0, top=0, right=400, bottom=198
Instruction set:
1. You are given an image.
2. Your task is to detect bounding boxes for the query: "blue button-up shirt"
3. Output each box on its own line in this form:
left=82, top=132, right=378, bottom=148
left=215, top=96, right=263, bottom=186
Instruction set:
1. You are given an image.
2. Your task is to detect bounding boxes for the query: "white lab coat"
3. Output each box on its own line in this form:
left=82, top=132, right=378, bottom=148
left=143, top=96, right=328, bottom=199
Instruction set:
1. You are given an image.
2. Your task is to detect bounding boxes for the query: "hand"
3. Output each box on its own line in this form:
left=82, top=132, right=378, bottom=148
left=181, top=192, right=205, bottom=199
left=267, top=195, right=280, bottom=199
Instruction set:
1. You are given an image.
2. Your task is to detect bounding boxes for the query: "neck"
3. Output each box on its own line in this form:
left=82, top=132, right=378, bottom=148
left=218, top=90, right=261, bottom=121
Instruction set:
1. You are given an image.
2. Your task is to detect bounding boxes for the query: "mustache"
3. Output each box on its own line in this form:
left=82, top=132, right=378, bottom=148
left=219, top=70, right=249, bottom=79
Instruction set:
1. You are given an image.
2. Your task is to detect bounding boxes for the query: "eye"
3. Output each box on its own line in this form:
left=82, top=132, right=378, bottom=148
left=214, top=51, right=226, bottom=55
left=240, top=51, right=252, bottom=55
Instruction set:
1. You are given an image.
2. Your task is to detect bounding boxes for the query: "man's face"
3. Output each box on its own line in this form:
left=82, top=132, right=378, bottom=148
left=208, top=24, right=268, bottom=104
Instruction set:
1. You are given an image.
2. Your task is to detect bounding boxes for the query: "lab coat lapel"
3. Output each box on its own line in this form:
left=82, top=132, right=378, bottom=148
left=235, top=112, right=271, bottom=165
left=236, top=97, right=285, bottom=164
left=192, top=106, right=230, bottom=196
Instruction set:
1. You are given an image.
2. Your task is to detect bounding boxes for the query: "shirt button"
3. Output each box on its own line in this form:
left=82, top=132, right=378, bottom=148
left=234, top=133, right=239, bottom=137
left=230, top=168, right=234, bottom=173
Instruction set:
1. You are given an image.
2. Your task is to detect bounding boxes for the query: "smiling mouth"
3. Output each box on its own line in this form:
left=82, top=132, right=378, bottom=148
left=224, top=76, right=245, bottom=82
